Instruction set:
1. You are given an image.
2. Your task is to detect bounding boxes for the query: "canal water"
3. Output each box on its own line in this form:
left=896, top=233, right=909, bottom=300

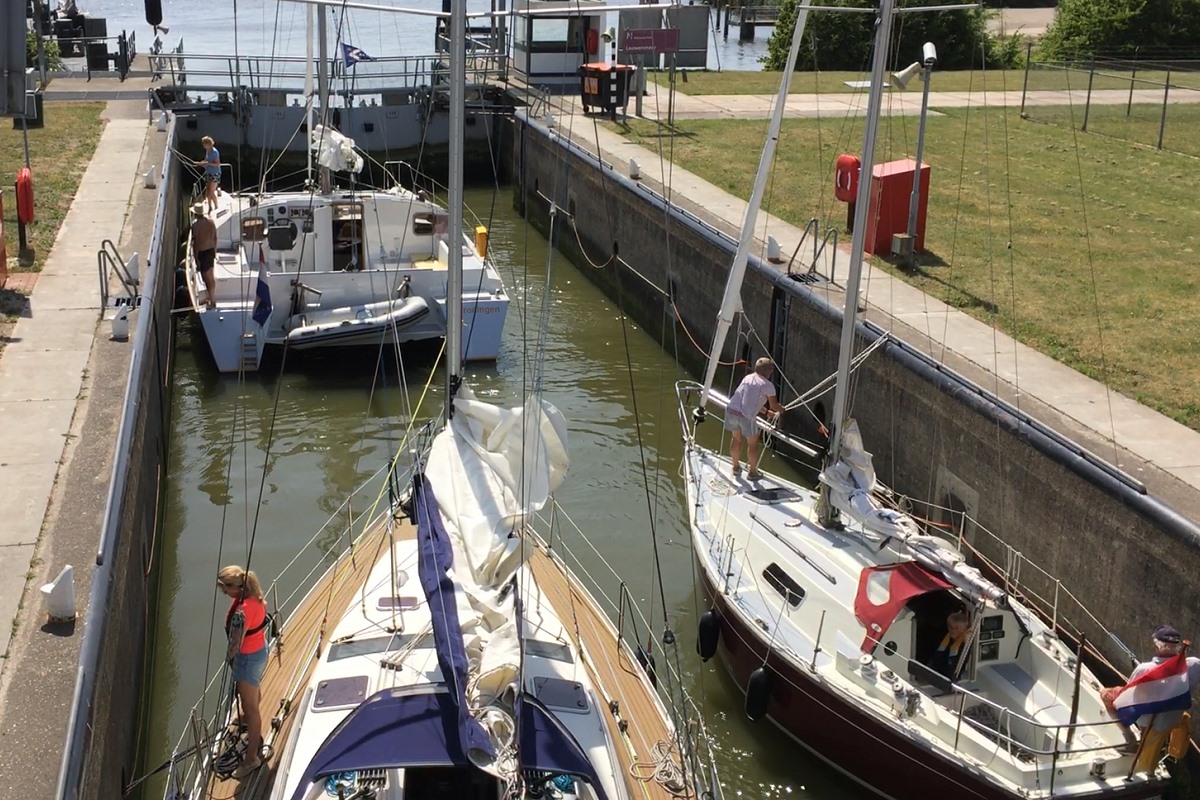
left=80, top=0, right=772, bottom=74
left=136, top=185, right=854, bottom=800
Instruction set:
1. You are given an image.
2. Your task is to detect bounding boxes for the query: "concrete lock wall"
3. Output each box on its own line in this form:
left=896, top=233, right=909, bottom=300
left=511, top=115, right=1200, bottom=669
left=59, top=126, right=184, bottom=800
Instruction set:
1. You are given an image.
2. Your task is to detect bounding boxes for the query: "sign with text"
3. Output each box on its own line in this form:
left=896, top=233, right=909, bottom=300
left=622, top=27, right=680, bottom=55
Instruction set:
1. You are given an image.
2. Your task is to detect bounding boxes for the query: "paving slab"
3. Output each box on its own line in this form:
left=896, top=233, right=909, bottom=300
left=0, top=462, right=61, bottom=547
left=21, top=273, right=103, bottom=310
left=2, top=310, right=101, bottom=352
left=0, top=401, right=77, bottom=461
left=0, top=350, right=91, bottom=401
left=0, top=545, right=37, bottom=641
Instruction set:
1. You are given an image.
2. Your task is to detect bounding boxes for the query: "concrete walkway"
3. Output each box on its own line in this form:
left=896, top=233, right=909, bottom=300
left=613, top=87, right=1200, bottom=122
left=544, top=106, right=1200, bottom=517
left=0, top=101, right=155, bottom=797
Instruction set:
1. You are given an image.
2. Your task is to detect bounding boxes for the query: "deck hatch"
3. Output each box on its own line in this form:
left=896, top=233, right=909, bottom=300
left=314, top=676, right=369, bottom=709
left=532, top=676, right=589, bottom=713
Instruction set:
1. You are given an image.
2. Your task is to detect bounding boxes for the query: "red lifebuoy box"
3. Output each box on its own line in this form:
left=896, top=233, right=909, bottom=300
left=16, top=168, right=35, bottom=225
left=834, top=153, right=860, bottom=203
left=585, top=27, right=599, bottom=55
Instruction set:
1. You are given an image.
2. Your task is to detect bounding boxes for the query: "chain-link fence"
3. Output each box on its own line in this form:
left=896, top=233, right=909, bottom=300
left=1018, top=50, right=1200, bottom=158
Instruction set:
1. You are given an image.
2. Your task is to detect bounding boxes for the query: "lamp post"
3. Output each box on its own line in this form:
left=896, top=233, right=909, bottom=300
left=889, top=41, right=937, bottom=267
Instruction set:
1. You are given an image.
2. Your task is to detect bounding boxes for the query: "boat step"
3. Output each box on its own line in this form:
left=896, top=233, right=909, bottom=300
left=240, top=332, right=259, bottom=372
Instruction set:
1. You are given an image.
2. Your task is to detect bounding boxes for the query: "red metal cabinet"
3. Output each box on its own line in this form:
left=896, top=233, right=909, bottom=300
left=865, top=158, right=929, bottom=256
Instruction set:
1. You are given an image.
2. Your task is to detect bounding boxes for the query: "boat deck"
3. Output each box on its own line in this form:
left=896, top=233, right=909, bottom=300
left=203, top=517, right=407, bottom=799
left=199, top=523, right=685, bottom=800
left=528, top=544, right=687, bottom=800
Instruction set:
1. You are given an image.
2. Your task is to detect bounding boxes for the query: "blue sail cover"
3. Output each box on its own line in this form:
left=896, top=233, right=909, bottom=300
left=518, top=694, right=611, bottom=800
left=288, top=688, right=469, bottom=800
left=413, top=474, right=496, bottom=767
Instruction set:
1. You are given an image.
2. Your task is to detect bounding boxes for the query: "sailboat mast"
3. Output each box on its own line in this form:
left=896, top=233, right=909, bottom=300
left=698, top=0, right=814, bottom=408
left=824, top=0, right=895, bottom=465
left=305, top=4, right=314, bottom=187
left=445, top=0, right=466, bottom=409
left=317, top=9, right=332, bottom=193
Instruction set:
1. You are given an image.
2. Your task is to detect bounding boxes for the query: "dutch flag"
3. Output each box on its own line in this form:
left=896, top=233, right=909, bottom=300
left=251, top=260, right=272, bottom=327
left=1112, top=652, right=1193, bottom=727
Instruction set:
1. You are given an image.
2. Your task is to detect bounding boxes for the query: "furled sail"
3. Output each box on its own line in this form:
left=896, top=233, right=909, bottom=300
left=310, top=124, right=364, bottom=174
left=820, top=418, right=1004, bottom=605
left=419, top=387, right=570, bottom=768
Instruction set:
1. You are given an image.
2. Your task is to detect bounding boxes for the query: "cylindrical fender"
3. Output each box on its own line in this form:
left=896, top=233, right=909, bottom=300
left=16, top=168, right=34, bottom=225
left=636, top=644, right=657, bottom=688
left=697, top=609, right=720, bottom=662
left=745, top=666, right=770, bottom=722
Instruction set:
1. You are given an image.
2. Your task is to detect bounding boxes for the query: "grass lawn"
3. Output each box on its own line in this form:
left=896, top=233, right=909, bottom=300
left=0, top=103, right=106, bottom=332
left=651, top=67, right=1200, bottom=96
left=611, top=105, right=1200, bottom=430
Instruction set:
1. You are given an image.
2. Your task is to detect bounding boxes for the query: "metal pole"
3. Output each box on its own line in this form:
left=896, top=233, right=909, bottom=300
left=1081, top=57, right=1095, bottom=132
left=636, top=53, right=644, bottom=117
left=1157, top=71, right=1170, bottom=150
left=446, top=0, right=465, bottom=402
left=1126, top=47, right=1138, bottom=117
left=1019, top=41, right=1031, bottom=118
left=818, top=0, right=897, bottom=527
left=32, top=0, right=48, bottom=87
left=904, top=65, right=931, bottom=264
left=317, top=9, right=331, bottom=193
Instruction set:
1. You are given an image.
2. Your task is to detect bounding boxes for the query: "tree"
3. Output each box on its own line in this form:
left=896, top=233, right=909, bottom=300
left=26, top=29, right=64, bottom=72
left=1038, top=0, right=1200, bottom=60
left=762, top=0, right=1014, bottom=72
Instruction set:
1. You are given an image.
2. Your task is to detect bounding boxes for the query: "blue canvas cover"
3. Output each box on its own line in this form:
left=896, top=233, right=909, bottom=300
left=413, top=474, right=496, bottom=767
left=518, top=693, right=611, bottom=800
left=287, top=688, right=469, bottom=800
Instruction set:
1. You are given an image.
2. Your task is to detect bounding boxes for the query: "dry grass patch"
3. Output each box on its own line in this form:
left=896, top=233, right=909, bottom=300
left=613, top=106, right=1200, bottom=429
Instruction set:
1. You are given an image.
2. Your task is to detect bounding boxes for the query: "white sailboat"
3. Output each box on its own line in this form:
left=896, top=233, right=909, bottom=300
left=150, top=1, right=720, bottom=799
left=183, top=8, right=508, bottom=373
left=676, top=2, right=1168, bottom=799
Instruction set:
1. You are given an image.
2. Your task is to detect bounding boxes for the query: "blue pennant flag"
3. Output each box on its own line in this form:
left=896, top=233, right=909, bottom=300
left=251, top=262, right=272, bottom=326
left=341, top=42, right=377, bottom=69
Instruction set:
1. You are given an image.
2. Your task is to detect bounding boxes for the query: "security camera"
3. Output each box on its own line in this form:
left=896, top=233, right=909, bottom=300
left=922, top=42, right=938, bottom=67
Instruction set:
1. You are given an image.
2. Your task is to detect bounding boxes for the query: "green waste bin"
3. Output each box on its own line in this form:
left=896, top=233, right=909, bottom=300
left=578, top=62, right=635, bottom=121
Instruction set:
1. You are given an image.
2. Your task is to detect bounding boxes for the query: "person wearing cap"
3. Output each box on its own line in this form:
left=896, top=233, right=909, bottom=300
left=724, top=356, right=784, bottom=481
left=191, top=205, right=219, bottom=309
left=1102, top=625, right=1200, bottom=773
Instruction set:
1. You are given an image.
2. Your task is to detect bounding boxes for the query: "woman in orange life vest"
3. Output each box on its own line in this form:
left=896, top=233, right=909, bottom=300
left=217, top=565, right=269, bottom=779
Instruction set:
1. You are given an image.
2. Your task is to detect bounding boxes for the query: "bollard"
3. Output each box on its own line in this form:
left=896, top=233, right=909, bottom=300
left=0, top=191, right=7, bottom=288
left=111, top=303, right=132, bottom=340
left=41, top=565, right=76, bottom=623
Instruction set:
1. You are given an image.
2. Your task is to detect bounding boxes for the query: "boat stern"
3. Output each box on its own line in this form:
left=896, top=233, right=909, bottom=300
left=198, top=307, right=268, bottom=372
left=461, top=291, right=509, bottom=362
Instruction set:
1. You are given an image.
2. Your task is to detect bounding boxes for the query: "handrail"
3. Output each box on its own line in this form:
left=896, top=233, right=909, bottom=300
left=784, top=218, right=820, bottom=277
left=97, top=238, right=138, bottom=310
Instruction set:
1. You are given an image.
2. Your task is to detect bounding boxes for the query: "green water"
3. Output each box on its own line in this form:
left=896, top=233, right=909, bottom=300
left=138, top=186, right=853, bottom=800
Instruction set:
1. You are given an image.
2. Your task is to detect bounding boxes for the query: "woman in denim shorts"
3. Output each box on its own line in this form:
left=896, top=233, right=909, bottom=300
left=218, top=565, right=270, bottom=779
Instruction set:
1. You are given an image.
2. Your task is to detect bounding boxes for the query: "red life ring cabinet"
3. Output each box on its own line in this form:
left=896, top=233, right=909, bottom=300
left=834, top=153, right=860, bottom=204
left=16, top=168, right=35, bottom=225
left=585, top=27, right=599, bottom=55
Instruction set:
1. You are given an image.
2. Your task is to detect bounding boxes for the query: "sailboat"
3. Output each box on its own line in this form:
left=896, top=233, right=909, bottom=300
left=183, top=6, right=508, bottom=374
left=675, top=2, right=1169, bottom=799
left=148, top=2, right=721, bottom=799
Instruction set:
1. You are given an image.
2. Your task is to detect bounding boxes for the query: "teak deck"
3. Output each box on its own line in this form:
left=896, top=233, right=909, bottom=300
left=202, top=522, right=683, bottom=800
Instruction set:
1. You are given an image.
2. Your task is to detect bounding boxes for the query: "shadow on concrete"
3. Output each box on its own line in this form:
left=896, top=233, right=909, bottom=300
left=40, top=620, right=76, bottom=637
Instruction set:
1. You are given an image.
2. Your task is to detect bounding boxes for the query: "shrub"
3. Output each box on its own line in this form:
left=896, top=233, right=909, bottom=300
left=1038, top=0, right=1200, bottom=61
left=26, top=30, right=64, bottom=72
left=762, top=0, right=1018, bottom=71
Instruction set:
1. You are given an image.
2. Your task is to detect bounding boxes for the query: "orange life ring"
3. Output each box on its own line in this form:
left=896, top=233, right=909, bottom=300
left=16, top=168, right=34, bottom=225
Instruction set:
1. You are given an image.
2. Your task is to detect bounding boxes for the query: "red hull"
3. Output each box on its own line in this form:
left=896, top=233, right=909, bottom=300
left=696, top=564, right=1164, bottom=800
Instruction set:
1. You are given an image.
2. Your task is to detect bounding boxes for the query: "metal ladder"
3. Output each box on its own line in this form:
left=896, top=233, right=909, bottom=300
left=97, top=239, right=139, bottom=311
left=239, top=332, right=259, bottom=372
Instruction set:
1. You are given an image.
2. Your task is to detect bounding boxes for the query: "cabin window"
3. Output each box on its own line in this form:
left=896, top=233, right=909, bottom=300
left=524, top=639, right=574, bottom=664
left=762, top=563, right=804, bottom=608
left=328, top=632, right=414, bottom=662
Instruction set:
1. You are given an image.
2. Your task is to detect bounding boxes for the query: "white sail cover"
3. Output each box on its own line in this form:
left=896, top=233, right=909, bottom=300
left=820, top=418, right=1004, bottom=604
left=424, top=388, right=571, bottom=705
left=310, top=124, right=364, bottom=174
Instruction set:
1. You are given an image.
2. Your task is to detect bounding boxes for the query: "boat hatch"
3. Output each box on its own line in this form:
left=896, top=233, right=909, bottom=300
left=853, top=562, right=951, bottom=653
left=531, top=676, right=589, bottom=713
left=332, top=202, right=366, bottom=271
left=745, top=486, right=798, bottom=504
left=328, top=633, right=414, bottom=662
left=312, top=675, right=370, bottom=710
left=524, top=639, right=574, bottom=663
left=762, top=563, right=805, bottom=608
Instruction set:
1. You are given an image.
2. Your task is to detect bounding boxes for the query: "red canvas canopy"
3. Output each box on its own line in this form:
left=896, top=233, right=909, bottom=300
left=854, top=562, right=951, bottom=653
